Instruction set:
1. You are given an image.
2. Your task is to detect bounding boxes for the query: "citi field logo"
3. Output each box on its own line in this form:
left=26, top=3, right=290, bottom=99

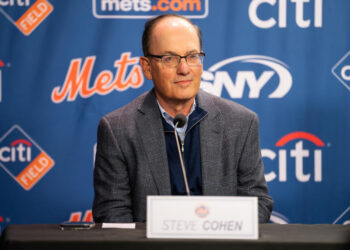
left=331, top=51, right=350, bottom=91
left=69, top=210, right=93, bottom=222
left=201, top=55, right=292, bottom=99
left=0, top=0, right=53, bottom=35
left=249, top=0, right=323, bottom=28
left=263, top=132, right=326, bottom=183
left=51, top=52, right=143, bottom=103
left=92, top=0, right=208, bottom=19
left=0, top=125, right=55, bottom=190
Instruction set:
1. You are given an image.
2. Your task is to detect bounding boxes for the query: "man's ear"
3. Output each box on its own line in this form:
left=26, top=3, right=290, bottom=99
left=140, top=56, right=152, bottom=80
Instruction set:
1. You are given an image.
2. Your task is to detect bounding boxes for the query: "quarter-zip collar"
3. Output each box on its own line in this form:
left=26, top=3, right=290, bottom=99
left=161, top=101, right=207, bottom=137
left=157, top=99, right=197, bottom=141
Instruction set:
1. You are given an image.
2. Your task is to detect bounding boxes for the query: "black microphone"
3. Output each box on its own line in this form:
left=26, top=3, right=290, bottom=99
left=173, top=114, right=186, bottom=128
left=173, top=114, right=190, bottom=196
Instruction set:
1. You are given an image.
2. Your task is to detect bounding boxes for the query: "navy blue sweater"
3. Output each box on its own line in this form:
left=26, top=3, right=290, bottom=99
left=161, top=106, right=207, bottom=195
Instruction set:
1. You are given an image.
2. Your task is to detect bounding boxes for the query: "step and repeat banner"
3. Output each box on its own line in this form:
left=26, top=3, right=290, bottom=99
left=0, top=0, right=349, bottom=230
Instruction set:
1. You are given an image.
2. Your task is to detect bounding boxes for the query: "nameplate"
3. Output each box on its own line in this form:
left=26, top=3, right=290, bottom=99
left=146, top=196, right=258, bottom=239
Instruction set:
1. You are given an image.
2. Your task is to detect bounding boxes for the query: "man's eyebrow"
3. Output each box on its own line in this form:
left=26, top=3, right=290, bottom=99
left=162, top=50, right=200, bottom=55
left=162, top=51, right=178, bottom=55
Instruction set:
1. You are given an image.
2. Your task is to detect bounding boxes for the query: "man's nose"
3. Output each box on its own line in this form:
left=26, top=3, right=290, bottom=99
left=176, top=57, right=190, bottom=75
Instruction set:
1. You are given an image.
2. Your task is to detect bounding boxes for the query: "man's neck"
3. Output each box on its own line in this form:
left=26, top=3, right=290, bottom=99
left=156, top=95, right=195, bottom=118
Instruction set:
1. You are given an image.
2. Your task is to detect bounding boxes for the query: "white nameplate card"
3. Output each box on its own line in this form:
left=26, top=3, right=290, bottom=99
left=147, top=196, right=258, bottom=239
left=102, top=223, right=136, bottom=229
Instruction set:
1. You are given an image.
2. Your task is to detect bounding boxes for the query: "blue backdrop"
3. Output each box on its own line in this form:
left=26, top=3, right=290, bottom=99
left=0, top=0, right=349, bottom=230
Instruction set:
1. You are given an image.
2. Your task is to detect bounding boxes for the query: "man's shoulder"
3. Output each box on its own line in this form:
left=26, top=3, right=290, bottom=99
left=101, top=90, right=152, bottom=127
left=106, top=91, right=149, bottom=117
left=198, top=89, right=257, bottom=119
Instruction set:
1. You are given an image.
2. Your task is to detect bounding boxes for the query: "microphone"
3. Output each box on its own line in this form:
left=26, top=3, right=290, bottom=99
left=173, top=114, right=186, bottom=128
left=173, top=114, right=190, bottom=196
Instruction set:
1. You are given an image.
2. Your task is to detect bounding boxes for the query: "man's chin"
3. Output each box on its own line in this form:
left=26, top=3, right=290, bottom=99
left=155, top=87, right=199, bottom=104
left=171, top=94, right=197, bottom=104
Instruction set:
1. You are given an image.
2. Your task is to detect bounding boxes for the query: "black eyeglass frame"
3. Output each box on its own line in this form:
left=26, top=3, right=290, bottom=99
left=146, top=52, right=206, bottom=67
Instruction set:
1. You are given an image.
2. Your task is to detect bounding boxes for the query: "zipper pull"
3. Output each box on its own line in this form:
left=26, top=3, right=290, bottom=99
left=181, top=140, right=184, bottom=153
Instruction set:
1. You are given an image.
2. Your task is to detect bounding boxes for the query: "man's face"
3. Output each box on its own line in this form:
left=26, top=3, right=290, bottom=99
left=140, top=17, right=203, bottom=106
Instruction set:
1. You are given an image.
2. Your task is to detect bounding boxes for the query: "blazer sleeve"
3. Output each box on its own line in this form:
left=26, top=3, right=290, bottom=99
left=92, top=116, right=133, bottom=223
left=236, top=114, right=274, bottom=223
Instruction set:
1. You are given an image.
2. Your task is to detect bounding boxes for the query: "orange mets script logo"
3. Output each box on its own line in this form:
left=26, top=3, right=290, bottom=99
left=69, top=210, right=93, bottom=222
left=0, top=125, right=55, bottom=190
left=0, top=0, right=53, bottom=36
left=51, top=52, right=144, bottom=103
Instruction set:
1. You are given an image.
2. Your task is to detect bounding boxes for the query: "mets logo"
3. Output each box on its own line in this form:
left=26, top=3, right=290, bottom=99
left=0, top=125, right=55, bottom=190
left=69, top=210, right=93, bottom=222
left=195, top=205, right=209, bottom=218
left=51, top=52, right=144, bottom=103
left=0, top=0, right=53, bottom=36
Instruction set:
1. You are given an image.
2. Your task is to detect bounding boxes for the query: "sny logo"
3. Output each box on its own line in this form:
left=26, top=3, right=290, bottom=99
left=263, top=131, right=325, bottom=183
left=0, top=125, right=55, bottom=190
left=51, top=52, right=144, bottom=103
left=92, top=0, right=208, bottom=19
left=201, top=55, right=292, bottom=99
left=249, top=0, right=323, bottom=28
left=331, top=51, right=350, bottom=91
left=0, top=0, right=53, bottom=35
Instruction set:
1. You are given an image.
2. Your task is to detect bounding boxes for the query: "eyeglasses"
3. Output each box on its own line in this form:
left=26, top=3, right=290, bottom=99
left=147, top=52, right=205, bottom=68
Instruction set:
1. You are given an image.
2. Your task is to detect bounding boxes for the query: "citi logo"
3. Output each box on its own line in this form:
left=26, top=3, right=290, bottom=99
left=93, top=0, right=208, bottom=19
left=201, top=55, right=292, bottom=99
left=0, top=139, right=32, bottom=162
left=263, top=131, right=326, bottom=183
left=0, top=0, right=30, bottom=6
left=249, top=0, right=323, bottom=29
left=51, top=52, right=143, bottom=103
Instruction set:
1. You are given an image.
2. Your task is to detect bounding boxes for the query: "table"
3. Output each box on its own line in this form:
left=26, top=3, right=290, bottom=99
left=1, top=223, right=349, bottom=250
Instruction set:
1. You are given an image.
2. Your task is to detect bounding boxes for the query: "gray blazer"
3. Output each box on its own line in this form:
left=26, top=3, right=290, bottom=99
left=93, top=89, right=273, bottom=223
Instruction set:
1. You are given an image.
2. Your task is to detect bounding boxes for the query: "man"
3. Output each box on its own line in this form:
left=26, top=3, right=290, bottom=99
left=93, top=14, right=273, bottom=223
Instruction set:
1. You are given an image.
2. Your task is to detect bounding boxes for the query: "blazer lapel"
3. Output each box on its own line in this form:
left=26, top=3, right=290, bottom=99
left=197, top=90, right=224, bottom=195
left=136, top=90, right=172, bottom=195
